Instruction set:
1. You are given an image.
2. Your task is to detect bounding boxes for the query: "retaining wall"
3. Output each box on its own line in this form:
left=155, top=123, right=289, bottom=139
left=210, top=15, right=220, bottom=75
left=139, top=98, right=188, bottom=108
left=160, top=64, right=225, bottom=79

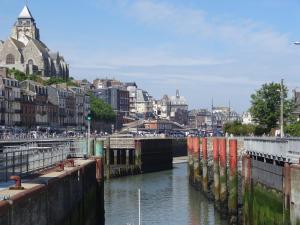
left=0, top=159, right=104, bottom=225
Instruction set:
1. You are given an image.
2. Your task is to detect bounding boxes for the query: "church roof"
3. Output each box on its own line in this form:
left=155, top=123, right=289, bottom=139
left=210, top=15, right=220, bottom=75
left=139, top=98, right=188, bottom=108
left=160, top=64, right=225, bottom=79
left=10, top=38, right=25, bottom=50
left=30, top=38, right=49, bottom=56
left=19, top=5, right=34, bottom=19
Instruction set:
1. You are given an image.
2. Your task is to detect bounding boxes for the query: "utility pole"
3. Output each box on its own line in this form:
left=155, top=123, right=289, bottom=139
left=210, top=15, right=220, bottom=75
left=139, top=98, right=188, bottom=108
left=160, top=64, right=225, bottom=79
left=211, top=98, right=214, bottom=131
left=228, top=100, right=231, bottom=122
left=280, top=79, right=284, bottom=138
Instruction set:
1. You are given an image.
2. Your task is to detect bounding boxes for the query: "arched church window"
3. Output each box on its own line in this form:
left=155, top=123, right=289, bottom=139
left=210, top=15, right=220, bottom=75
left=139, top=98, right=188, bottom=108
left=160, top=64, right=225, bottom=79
left=6, top=54, right=15, bottom=64
left=28, top=59, right=34, bottom=65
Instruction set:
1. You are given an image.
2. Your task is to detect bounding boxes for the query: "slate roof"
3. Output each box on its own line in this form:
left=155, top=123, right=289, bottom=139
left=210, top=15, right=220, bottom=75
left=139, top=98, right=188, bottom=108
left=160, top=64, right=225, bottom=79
left=18, top=6, right=34, bottom=19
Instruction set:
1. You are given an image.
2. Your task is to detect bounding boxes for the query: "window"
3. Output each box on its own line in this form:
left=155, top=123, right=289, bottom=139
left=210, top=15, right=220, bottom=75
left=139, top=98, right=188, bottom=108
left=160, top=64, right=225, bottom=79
left=6, top=54, right=15, bottom=64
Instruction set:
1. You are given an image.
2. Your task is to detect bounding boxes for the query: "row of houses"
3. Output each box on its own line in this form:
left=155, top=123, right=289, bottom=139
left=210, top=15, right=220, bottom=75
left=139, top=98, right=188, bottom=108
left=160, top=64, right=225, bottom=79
left=92, top=79, right=190, bottom=126
left=188, top=107, right=242, bottom=129
left=0, top=67, right=89, bottom=130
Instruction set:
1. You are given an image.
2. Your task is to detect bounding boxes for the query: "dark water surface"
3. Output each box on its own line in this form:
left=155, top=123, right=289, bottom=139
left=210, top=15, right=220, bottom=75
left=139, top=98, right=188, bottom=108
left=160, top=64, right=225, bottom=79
left=104, top=163, right=227, bottom=225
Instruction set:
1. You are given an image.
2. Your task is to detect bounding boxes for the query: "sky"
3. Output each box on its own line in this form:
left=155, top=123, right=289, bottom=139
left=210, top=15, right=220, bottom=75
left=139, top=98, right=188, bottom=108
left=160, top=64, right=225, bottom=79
left=1, top=0, right=300, bottom=112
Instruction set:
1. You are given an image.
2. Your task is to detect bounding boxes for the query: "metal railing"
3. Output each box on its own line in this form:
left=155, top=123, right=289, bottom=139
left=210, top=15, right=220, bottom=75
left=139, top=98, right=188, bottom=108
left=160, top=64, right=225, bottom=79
left=244, top=137, right=300, bottom=163
left=0, top=141, right=83, bottom=182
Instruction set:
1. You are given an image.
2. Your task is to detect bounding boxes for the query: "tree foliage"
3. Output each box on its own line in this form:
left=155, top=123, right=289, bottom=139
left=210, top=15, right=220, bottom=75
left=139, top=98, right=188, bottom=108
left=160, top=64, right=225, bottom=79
left=224, top=121, right=269, bottom=136
left=90, top=95, right=116, bottom=122
left=223, top=121, right=254, bottom=136
left=8, top=68, right=27, bottom=81
left=8, top=68, right=78, bottom=86
left=249, top=82, right=294, bottom=132
left=285, top=121, right=300, bottom=137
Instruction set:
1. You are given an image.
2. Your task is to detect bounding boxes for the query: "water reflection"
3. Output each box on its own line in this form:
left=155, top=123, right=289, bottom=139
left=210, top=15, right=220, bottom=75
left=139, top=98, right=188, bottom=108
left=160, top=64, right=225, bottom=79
left=105, top=163, right=227, bottom=225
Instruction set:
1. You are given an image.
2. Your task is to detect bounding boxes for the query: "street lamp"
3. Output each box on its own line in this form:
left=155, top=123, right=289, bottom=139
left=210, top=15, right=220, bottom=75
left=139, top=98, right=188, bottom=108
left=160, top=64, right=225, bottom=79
left=280, top=79, right=284, bottom=138
left=86, top=113, right=92, bottom=156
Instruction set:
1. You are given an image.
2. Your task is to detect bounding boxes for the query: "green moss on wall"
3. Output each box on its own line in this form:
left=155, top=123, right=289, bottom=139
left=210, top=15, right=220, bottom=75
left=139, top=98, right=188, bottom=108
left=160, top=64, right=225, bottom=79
left=252, top=183, right=283, bottom=225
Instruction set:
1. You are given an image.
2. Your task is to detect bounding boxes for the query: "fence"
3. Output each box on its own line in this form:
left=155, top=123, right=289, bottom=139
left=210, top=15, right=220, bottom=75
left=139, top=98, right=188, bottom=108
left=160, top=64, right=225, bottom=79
left=0, top=141, right=83, bottom=182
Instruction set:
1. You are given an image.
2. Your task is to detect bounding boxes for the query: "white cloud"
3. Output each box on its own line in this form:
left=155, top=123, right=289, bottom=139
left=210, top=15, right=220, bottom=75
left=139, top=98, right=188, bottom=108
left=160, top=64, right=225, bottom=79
left=117, top=0, right=292, bottom=53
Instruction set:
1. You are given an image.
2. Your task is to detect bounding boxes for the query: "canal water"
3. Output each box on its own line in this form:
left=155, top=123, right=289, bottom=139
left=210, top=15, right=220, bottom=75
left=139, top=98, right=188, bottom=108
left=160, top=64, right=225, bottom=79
left=104, top=163, right=227, bottom=225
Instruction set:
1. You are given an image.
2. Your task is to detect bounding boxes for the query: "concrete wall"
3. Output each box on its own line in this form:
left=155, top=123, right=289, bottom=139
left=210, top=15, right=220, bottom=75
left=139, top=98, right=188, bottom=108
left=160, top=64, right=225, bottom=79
left=0, top=160, right=104, bottom=225
left=172, top=138, right=187, bottom=157
left=290, top=165, right=300, bottom=224
left=137, top=138, right=173, bottom=173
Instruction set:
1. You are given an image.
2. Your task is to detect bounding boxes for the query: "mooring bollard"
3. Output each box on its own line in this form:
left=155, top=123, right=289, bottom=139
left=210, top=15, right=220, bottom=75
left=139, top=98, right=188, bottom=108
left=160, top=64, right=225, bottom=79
left=213, top=138, right=220, bottom=203
left=201, top=138, right=208, bottom=193
left=9, top=175, right=24, bottom=190
left=56, top=162, right=65, bottom=171
left=66, top=159, right=75, bottom=167
left=228, top=139, right=238, bottom=224
left=219, top=138, right=227, bottom=215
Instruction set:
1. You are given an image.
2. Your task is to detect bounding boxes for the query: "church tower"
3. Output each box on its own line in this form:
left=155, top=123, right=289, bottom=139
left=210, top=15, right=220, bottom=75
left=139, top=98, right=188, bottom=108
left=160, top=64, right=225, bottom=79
left=11, top=5, right=40, bottom=45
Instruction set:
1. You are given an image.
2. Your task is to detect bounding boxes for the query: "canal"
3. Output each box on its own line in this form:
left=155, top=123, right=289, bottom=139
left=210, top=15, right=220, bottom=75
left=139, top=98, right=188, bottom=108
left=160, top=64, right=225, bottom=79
left=104, top=163, right=227, bottom=225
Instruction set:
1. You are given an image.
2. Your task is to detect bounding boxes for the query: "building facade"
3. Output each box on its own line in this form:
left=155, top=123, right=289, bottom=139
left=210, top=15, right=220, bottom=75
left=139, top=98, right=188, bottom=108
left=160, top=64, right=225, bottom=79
left=0, top=75, right=21, bottom=126
left=20, top=80, right=48, bottom=127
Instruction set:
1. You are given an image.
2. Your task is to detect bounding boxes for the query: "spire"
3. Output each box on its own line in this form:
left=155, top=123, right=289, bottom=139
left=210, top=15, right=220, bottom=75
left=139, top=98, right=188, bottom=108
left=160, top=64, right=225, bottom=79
left=176, top=89, right=180, bottom=98
left=18, top=5, right=33, bottom=19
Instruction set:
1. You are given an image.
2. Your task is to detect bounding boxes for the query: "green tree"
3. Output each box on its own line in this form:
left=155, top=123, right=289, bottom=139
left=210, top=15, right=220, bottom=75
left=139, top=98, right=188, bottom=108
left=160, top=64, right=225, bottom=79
left=285, top=121, right=300, bottom=137
left=249, top=82, right=294, bottom=132
left=90, top=95, right=116, bottom=122
left=223, top=121, right=256, bottom=136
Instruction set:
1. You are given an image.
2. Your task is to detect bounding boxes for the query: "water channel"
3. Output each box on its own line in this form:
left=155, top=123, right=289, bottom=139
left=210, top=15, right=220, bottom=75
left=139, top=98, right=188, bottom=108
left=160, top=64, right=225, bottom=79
left=104, top=163, right=227, bottom=225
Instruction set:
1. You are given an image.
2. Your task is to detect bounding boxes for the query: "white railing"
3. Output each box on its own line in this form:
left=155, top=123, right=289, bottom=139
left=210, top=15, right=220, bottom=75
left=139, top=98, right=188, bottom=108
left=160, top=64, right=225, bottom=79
left=244, top=138, right=300, bottom=163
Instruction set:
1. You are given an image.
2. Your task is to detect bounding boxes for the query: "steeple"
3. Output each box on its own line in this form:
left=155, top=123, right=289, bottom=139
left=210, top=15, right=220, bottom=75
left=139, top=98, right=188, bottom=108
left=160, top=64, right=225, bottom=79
left=11, top=5, right=40, bottom=43
left=18, top=5, right=34, bottom=20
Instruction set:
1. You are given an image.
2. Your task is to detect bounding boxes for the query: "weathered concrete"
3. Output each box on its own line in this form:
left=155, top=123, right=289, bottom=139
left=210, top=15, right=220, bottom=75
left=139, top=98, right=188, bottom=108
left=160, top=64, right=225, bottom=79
left=201, top=138, right=208, bottom=193
left=228, top=139, right=238, bottom=225
left=213, top=138, right=220, bottom=203
left=290, top=165, right=300, bottom=225
left=0, top=159, right=104, bottom=225
left=219, top=138, right=227, bottom=216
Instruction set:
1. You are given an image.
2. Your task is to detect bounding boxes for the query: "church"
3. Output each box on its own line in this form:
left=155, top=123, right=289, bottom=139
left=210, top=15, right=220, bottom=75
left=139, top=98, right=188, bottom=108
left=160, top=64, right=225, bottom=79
left=0, top=5, right=69, bottom=79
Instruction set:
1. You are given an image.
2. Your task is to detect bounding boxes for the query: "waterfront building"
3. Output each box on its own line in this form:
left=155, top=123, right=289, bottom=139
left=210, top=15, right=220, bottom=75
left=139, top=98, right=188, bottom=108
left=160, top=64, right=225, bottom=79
left=93, top=78, right=123, bottom=89
left=69, top=87, right=86, bottom=129
left=93, top=86, right=129, bottom=129
left=0, top=74, right=21, bottom=126
left=0, top=5, right=69, bottom=79
left=242, top=112, right=255, bottom=125
left=135, top=89, right=153, bottom=116
left=188, top=109, right=212, bottom=129
left=212, top=106, right=241, bottom=128
left=125, top=82, right=138, bottom=115
left=154, top=90, right=188, bottom=125
left=20, top=80, right=48, bottom=127
left=47, top=86, right=67, bottom=127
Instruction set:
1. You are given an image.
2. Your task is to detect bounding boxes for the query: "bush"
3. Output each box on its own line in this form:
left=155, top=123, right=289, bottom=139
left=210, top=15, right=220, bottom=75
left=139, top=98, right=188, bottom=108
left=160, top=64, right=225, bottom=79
left=224, top=121, right=260, bottom=136
left=285, top=121, right=300, bottom=137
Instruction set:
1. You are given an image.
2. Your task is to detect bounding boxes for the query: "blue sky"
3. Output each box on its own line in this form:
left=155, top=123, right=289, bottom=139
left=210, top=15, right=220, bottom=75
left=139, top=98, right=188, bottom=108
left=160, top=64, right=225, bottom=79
left=1, top=0, right=300, bottom=112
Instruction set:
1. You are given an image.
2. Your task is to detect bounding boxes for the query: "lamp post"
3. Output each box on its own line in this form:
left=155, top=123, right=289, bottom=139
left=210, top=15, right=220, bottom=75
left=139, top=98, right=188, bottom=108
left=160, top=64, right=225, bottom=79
left=86, top=113, right=92, bottom=156
left=280, top=79, right=284, bottom=138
